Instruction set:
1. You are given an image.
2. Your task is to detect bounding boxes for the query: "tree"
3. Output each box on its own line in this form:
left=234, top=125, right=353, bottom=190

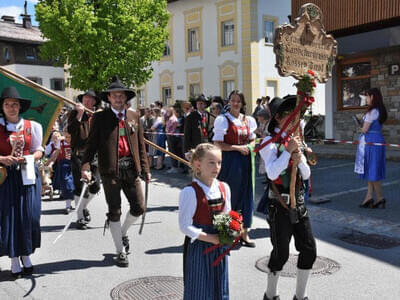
left=35, top=0, right=170, bottom=91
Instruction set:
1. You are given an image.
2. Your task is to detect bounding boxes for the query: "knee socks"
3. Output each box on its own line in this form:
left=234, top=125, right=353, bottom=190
left=266, top=271, right=280, bottom=299
left=21, top=255, right=33, bottom=268
left=109, top=221, right=123, bottom=254
left=121, top=212, right=139, bottom=237
left=11, top=257, right=21, bottom=273
left=296, top=268, right=311, bottom=300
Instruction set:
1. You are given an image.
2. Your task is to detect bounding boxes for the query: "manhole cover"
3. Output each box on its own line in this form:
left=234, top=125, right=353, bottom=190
left=110, top=276, right=183, bottom=300
left=255, top=255, right=340, bottom=277
left=339, top=232, right=400, bottom=249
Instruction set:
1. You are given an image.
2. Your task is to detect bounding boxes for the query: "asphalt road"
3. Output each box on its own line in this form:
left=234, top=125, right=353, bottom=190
left=0, top=157, right=399, bottom=300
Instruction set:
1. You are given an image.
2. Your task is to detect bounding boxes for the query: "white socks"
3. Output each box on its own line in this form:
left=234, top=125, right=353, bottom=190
left=21, top=255, right=33, bottom=267
left=266, top=271, right=280, bottom=299
left=65, top=199, right=72, bottom=209
left=109, top=221, right=123, bottom=254
left=75, top=194, right=95, bottom=220
left=121, top=212, right=138, bottom=237
left=11, top=257, right=21, bottom=273
left=296, top=268, right=311, bottom=300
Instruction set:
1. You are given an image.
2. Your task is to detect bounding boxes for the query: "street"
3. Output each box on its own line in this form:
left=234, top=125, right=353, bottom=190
left=0, top=157, right=399, bottom=300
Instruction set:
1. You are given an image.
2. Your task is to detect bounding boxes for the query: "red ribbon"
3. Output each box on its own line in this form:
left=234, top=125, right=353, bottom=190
left=203, top=236, right=242, bottom=267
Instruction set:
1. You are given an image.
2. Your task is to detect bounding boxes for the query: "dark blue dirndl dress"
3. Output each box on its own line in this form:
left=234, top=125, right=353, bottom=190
left=183, top=224, right=229, bottom=300
left=53, top=158, right=75, bottom=199
left=0, top=165, right=42, bottom=258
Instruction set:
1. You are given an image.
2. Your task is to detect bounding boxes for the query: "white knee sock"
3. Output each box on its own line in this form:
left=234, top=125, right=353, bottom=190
left=121, top=212, right=139, bottom=237
left=21, top=255, right=32, bottom=267
left=296, top=268, right=311, bottom=300
left=65, top=199, right=72, bottom=209
left=74, top=196, right=84, bottom=219
left=83, top=193, right=95, bottom=209
left=109, top=221, right=123, bottom=254
left=266, top=271, right=280, bottom=299
left=11, top=257, right=21, bottom=273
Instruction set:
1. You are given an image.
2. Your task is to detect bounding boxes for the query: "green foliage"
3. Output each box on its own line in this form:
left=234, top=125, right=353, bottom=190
left=36, top=0, right=170, bottom=91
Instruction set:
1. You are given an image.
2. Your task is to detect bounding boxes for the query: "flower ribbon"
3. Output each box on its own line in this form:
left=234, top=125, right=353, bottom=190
left=203, top=235, right=242, bottom=267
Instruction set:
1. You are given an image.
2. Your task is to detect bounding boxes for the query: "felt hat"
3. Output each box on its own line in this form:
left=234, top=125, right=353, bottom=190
left=0, top=86, right=31, bottom=114
left=100, top=76, right=136, bottom=102
left=267, top=95, right=297, bottom=134
left=77, top=89, right=100, bottom=106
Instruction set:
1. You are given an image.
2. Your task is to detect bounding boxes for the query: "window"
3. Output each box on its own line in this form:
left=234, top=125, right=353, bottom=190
left=137, top=89, right=145, bottom=107
left=50, top=78, right=65, bottom=91
left=264, top=19, right=275, bottom=44
left=27, top=77, right=43, bottom=85
left=4, top=47, right=10, bottom=61
left=338, top=58, right=371, bottom=110
left=223, top=80, right=235, bottom=99
left=222, top=20, right=234, bottom=47
left=266, top=80, right=278, bottom=99
left=188, top=28, right=200, bottom=52
left=189, top=83, right=200, bottom=97
left=25, top=47, right=36, bottom=60
left=162, top=87, right=171, bottom=105
left=163, top=42, right=171, bottom=57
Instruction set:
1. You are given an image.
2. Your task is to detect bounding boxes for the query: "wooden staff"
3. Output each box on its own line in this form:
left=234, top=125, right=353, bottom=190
left=289, top=93, right=301, bottom=209
left=0, top=66, right=191, bottom=167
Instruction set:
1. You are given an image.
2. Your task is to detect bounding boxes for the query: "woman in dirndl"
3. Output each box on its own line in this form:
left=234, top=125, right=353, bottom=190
left=0, top=86, right=43, bottom=278
left=213, top=90, right=257, bottom=247
left=355, top=88, right=387, bottom=208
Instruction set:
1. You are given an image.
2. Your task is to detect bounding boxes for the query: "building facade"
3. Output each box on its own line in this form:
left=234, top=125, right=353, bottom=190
left=293, top=0, right=400, bottom=143
left=142, top=0, right=325, bottom=115
left=0, top=14, right=66, bottom=96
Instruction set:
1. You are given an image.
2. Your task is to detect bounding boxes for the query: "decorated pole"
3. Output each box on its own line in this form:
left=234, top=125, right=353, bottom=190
left=273, top=4, right=337, bottom=210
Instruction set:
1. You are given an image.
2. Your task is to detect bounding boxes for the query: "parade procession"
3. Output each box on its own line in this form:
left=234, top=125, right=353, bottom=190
left=0, top=1, right=400, bottom=300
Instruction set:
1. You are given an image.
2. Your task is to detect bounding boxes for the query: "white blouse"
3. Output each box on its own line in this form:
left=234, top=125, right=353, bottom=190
left=364, top=108, right=379, bottom=123
left=179, top=178, right=231, bottom=241
left=259, top=128, right=310, bottom=181
left=212, top=112, right=257, bottom=142
left=0, top=117, right=44, bottom=153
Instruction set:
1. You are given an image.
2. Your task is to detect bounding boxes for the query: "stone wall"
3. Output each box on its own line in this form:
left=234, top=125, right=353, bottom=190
left=334, top=46, right=400, bottom=144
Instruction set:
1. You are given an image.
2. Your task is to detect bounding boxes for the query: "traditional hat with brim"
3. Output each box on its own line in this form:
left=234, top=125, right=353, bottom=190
left=190, top=94, right=210, bottom=108
left=100, top=76, right=136, bottom=103
left=77, top=89, right=100, bottom=106
left=267, top=95, right=297, bottom=134
left=0, top=86, right=31, bottom=114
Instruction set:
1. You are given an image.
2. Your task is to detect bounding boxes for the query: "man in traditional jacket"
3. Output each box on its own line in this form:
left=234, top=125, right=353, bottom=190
left=81, top=76, right=150, bottom=267
left=67, top=90, right=101, bottom=229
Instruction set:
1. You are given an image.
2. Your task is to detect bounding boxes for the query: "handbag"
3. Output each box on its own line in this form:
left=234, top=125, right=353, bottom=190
left=0, top=166, right=7, bottom=186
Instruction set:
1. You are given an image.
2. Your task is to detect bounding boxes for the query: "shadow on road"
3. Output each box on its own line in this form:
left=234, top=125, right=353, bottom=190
left=145, top=245, right=183, bottom=255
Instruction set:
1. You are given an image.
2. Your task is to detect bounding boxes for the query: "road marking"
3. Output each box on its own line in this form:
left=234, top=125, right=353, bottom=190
left=311, top=162, right=354, bottom=171
left=313, top=179, right=400, bottom=199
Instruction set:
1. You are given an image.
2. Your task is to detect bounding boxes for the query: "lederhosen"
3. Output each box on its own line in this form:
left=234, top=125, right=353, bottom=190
left=52, top=140, right=75, bottom=199
left=183, top=181, right=229, bottom=300
left=0, top=119, right=42, bottom=257
left=69, top=111, right=100, bottom=197
left=266, top=135, right=316, bottom=272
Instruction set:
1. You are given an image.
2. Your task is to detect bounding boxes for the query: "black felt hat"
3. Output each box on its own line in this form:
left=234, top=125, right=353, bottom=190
left=0, top=86, right=31, bottom=114
left=267, top=95, right=297, bottom=134
left=100, top=76, right=136, bottom=102
left=77, top=90, right=100, bottom=106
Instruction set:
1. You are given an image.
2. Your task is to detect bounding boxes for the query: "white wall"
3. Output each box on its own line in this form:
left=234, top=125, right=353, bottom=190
left=4, top=64, right=66, bottom=97
left=257, top=0, right=325, bottom=115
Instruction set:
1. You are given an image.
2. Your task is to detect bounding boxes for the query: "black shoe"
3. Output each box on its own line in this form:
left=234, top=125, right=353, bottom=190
left=76, top=218, right=88, bottom=230
left=122, top=236, right=130, bottom=254
left=359, top=198, right=374, bottom=208
left=83, top=208, right=91, bottom=222
left=20, top=258, right=34, bottom=275
left=64, top=207, right=73, bottom=215
left=373, top=198, right=386, bottom=209
left=116, top=252, right=129, bottom=267
left=263, top=294, right=280, bottom=300
left=240, top=238, right=256, bottom=248
left=11, top=271, right=22, bottom=279
left=293, top=296, right=309, bottom=300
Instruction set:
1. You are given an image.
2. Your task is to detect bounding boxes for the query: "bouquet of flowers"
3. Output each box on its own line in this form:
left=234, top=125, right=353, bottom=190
left=213, top=210, right=243, bottom=246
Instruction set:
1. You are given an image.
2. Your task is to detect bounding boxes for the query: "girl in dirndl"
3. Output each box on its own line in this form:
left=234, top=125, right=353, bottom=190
left=179, top=143, right=232, bottom=300
left=0, top=86, right=43, bottom=278
left=46, top=130, right=75, bottom=214
left=355, top=88, right=388, bottom=208
left=212, top=90, right=257, bottom=247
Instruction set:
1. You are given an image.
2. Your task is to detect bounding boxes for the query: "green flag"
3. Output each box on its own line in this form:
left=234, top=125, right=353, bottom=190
left=0, top=67, right=63, bottom=145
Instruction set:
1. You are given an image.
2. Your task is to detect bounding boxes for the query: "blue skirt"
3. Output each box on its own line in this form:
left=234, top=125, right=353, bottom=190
left=359, top=130, right=386, bottom=182
left=183, top=224, right=229, bottom=300
left=0, top=165, right=42, bottom=258
left=53, top=159, right=75, bottom=199
left=218, top=151, right=253, bottom=228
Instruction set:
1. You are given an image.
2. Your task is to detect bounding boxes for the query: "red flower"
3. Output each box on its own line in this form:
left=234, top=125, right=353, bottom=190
left=229, top=210, right=243, bottom=222
left=307, top=70, right=315, bottom=76
left=229, top=220, right=241, bottom=232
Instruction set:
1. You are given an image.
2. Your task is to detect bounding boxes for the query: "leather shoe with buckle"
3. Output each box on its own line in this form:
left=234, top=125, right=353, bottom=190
left=116, top=252, right=129, bottom=267
left=76, top=218, right=88, bottom=230
left=293, top=296, right=309, bottom=300
left=263, top=294, right=280, bottom=300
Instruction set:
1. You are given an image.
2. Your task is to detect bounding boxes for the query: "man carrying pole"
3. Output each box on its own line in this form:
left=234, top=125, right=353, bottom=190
left=81, top=76, right=150, bottom=267
left=67, top=90, right=101, bottom=229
